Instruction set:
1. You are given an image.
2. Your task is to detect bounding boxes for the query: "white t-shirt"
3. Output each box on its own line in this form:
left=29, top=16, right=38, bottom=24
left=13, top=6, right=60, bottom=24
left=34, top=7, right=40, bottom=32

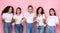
left=2, top=13, right=13, bottom=23
left=36, top=14, right=45, bottom=26
left=13, top=14, right=23, bottom=24
left=24, top=12, right=35, bottom=23
left=46, top=16, right=59, bottom=26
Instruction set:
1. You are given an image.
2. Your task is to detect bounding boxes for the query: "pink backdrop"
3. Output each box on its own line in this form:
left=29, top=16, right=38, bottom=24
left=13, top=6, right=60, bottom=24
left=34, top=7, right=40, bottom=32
left=0, top=0, right=60, bottom=33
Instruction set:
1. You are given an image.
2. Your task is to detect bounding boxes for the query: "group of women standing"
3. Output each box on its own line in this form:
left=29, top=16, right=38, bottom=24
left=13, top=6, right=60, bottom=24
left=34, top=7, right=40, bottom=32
left=1, top=5, right=59, bottom=33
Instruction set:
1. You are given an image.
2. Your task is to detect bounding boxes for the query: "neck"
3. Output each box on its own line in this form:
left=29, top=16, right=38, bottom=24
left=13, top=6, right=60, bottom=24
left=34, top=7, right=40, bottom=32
left=52, top=15, right=54, bottom=16
left=38, top=13, right=42, bottom=16
left=17, top=13, right=20, bottom=15
left=51, top=14, right=55, bottom=16
left=28, top=11, right=32, bottom=14
left=7, top=12, right=11, bottom=14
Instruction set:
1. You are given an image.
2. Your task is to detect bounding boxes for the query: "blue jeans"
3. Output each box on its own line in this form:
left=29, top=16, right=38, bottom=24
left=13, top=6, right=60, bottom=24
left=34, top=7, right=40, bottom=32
left=14, top=24, right=23, bottom=33
left=4, top=22, right=12, bottom=33
left=46, top=26, right=55, bottom=33
left=36, top=26, right=44, bottom=33
left=26, top=23, right=34, bottom=33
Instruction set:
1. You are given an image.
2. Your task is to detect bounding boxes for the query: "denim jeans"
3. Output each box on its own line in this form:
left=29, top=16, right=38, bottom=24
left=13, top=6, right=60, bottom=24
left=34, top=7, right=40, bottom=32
left=14, top=24, right=23, bottom=33
left=36, top=26, right=44, bottom=33
left=26, top=23, right=34, bottom=33
left=4, top=22, right=12, bottom=33
left=46, top=26, right=55, bottom=33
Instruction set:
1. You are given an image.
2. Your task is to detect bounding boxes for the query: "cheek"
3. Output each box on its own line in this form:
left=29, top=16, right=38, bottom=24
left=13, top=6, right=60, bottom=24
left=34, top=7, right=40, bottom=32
left=50, top=12, right=52, bottom=14
left=19, top=11, right=21, bottom=13
left=31, top=9, right=33, bottom=11
left=17, top=10, right=20, bottom=12
left=52, top=12, right=55, bottom=14
left=39, top=9, right=42, bottom=12
left=9, top=8, right=12, bottom=12
left=38, top=10, right=41, bottom=12
left=51, top=11, right=54, bottom=14
left=28, top=8, right=33, bottom=11
left=9, top=9, right=12, bottom=12
left=18, top=11, right=21, bottom=13
left=29, top=9, right=32, bottom=11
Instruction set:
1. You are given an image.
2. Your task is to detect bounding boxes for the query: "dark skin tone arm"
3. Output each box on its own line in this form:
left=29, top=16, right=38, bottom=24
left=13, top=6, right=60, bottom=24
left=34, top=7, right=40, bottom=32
left=12, top=18, right=16, bottom=23
left=33, top=16, right=46, bottom=27
left=33, top=17, right=39, bottom=26
left=43, top=19, right=47, bottom=27
left=2, top=18, right=5, bottom=23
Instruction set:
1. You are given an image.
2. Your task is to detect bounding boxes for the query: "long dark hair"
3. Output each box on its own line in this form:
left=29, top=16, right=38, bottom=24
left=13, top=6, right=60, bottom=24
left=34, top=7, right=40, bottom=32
left=36, top=7, right=44, bottom=16
left=2, top=6, right=14, bottom=15
left=49, top=8, right=56, bottom=16
left=16, top=7, right=21, bottom=14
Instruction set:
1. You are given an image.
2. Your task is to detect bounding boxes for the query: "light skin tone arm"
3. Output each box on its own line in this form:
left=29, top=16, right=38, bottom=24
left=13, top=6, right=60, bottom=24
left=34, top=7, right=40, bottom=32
left=21, top=17, right=26, bottom=25
left=56, top=20, right=60, bottom=25
left=43, top=19, right=46, bottom=27
left=56, top=21, right=59, bottom=26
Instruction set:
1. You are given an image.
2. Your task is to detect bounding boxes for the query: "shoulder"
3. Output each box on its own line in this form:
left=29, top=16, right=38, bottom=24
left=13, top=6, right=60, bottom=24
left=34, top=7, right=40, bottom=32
left=20, top=14, right=23, bottom=16
left=14, top=14, right=16, bottom=16
left=24, top=12, right=28, bottom=15
left=11, top=13, right=13, bottom=16
left=55, top=16, right=59, bottom=19
left=43, top=14, right=45, bottom=16
left=47, top=16, right=51, bottom=18
left=55, top=16, right=58, bottom=17
left=31, top=13, right=34, bottom=15
left=32, top=13, right=35, bottom=15
left=42, top=14, right=45, bottom=17
left=2, top=13, right=6, bottom=15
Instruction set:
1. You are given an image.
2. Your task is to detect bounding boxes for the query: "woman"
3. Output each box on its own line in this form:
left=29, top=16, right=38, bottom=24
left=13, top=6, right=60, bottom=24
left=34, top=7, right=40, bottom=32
left=24, top=5, right=35, bottom=33
left=36, top=7, right=46, bottom=33
left=13, top=7, right=23, bottom=33
left=46, top=8, right=59, bottom=33
left=2, top=6, right=14, bottom=33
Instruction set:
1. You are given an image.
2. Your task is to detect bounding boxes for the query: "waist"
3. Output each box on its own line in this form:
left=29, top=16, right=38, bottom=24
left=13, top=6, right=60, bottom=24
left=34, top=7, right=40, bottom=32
left=15, top=21, right=22, bottom=24
left=47, top=23, right=56, bottom=26
left=39, top=22, right=44, bottom=26
left=4, top=20, right=12, bottom=23
left=4, top=22, right=12, bottom=23
left=26, top=23, right=34, bottom=26
left=26, top=22, right=34, bottom=23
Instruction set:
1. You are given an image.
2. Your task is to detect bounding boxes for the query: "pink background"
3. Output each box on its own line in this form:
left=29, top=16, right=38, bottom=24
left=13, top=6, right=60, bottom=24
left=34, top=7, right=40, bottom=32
left=0, top=0, right=60, bottom=33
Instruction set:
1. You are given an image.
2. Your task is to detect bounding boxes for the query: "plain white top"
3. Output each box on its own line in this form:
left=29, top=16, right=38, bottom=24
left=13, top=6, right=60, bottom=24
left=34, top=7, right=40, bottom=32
left=13, top=14, right=23, bottom=24
left=24, top=12, right=35, bottom=23
left=36, top=14, right=45, bottom=26
left=2, top=13, right=13, bottom=23
left=46, top=16, right=59, bottom=26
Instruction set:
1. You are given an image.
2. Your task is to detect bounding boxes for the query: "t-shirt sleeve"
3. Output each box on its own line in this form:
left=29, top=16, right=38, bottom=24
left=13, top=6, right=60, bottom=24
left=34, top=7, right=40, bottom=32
left=46, top=16, right=49, bottom=23
left=13, top=15, right=16, bottom=19
left=43, top=14, right=45, bottom=19
left=34, top=14, right=36, bottom=17
left=23, top=13, right=26, bottom=18
left=21, top=14, right=24, bottom=18
left=56, top=16, right=59, bottom=23
left=2, top=13, right=5, bottom=19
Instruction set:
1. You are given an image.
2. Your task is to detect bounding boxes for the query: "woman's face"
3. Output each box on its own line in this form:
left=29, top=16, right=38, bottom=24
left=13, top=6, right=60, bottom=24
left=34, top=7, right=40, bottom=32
left=16, top=9, right=21, bottom=14
left=8, top=7, right=13, bottom=13
left=28, top=7, right=33, bottom=13
left=38, top=8, right=42, bottom=14
left=50, top=10, right=54, bottom=15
